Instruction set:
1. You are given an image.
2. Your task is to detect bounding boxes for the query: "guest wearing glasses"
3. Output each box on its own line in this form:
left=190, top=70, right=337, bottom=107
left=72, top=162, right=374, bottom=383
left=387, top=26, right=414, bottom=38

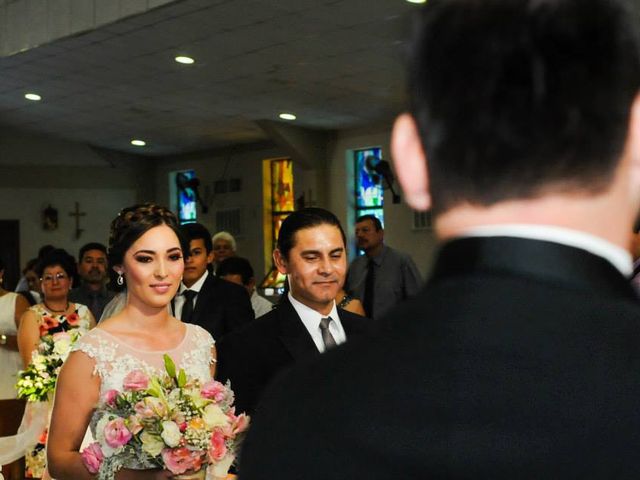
left=16, top=248, right=95, bottom=478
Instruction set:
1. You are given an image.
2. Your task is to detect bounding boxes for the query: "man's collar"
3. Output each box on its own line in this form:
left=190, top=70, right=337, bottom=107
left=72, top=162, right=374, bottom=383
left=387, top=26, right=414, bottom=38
left=287, top=292, right=338, bottom=320
left=179, top=269, right=209, bottom=294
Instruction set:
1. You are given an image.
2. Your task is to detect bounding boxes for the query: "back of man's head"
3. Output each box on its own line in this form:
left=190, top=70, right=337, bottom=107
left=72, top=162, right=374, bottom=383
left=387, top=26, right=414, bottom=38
left=411, top=0, right=640, bottom=214
left=217, top=256, right=254, bottom=286
left=180, top=223, right=213, bottom=253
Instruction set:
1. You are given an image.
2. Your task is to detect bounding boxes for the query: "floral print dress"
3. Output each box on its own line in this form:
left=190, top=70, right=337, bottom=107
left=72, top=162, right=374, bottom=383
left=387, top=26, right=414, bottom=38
left=24, top=303, right=92, bottom=478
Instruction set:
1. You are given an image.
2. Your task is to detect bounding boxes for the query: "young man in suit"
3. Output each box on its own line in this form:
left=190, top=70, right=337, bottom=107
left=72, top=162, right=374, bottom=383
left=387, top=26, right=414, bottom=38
left=238, top=0, right=640, bottom=477
left=215, top=208, right=368, bottom=416
left=173, top=223, right=253, bottom=341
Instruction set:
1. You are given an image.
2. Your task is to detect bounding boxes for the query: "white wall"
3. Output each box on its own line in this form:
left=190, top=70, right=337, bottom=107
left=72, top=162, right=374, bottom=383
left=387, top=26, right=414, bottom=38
left=0, top=187, right=136, bottom=267
left=0, top=128, right=153, bottom=267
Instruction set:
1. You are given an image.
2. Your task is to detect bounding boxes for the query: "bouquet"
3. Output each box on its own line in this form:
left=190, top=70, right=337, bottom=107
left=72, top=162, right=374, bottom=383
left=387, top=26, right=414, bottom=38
left=81, top=355, right=249, bottom=480
left=16, top=329, right=84, bottom=402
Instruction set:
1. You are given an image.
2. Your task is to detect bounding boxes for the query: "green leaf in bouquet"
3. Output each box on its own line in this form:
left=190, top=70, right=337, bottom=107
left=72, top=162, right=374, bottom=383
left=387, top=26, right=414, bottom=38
left=163, top=354, right=177, bottom=379
left=177, top=368, right=187, bottom=388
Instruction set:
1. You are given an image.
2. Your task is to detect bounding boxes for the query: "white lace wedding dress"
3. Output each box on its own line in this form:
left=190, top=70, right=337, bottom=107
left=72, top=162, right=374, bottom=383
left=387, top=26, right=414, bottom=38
left=72, top=324, right=216, bottom=473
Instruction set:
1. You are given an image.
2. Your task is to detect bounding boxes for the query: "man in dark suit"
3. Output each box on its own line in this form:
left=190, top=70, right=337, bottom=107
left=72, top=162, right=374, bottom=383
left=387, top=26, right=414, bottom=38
left=238, top=0, right=640, bottom=478
left=216, top=208, right=368, bottom=416
left=173, top=223, right=253, bottom=341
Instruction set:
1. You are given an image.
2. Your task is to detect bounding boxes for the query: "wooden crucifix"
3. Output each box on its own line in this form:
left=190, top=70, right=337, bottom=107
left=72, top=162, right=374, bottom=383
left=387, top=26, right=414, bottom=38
left=69, top=202, right=86, bottom=239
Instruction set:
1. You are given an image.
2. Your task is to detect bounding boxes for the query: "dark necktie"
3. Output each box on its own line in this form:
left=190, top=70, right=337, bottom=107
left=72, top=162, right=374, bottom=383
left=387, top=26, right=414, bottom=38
left=363, top=258, right=375, bottom=318
left=89, top=292, right=100, bottom=320
left=319, top=317, right=337, bottom=350
left=181, top=290, right=197, bottom=324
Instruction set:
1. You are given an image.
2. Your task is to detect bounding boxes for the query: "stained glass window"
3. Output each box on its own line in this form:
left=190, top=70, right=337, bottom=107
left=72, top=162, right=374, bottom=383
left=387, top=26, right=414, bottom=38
left=261, top=158, right=294, bottom=290
left=174, top=170, right=197, bottom=224
left=354, top=147, right=384, bottom=228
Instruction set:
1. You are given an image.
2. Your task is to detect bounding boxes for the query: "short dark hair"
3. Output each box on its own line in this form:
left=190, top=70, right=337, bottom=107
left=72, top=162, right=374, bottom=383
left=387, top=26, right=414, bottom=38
left=108, top=203, right=189, bottom=268
left=78, top=242, right=108, bottom=262
left=38, top=245, right=55, bottom=259
left=217, top=257, right=254, bottom=285
left=180, top=223, right=213, bottom=254
left=36, top=248, right=76, bottom=281
left=356, top=214, right=382, bottom=231
left=277, top=208, right=346, bottom=259
left=410, top=0, right=640, bottom=214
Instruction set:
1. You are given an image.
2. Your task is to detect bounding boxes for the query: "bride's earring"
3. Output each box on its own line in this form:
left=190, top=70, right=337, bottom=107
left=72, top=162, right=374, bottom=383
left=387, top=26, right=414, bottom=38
left=117, top=272, right=124, bottom=286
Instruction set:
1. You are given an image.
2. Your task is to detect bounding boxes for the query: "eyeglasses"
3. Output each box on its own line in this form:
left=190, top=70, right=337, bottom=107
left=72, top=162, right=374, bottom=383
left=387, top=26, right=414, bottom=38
left=41, top=272, right=69, bottom=282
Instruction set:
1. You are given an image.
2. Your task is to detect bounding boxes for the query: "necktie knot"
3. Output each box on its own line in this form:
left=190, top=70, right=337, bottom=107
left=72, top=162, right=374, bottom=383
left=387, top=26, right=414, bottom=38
left=183, top=289, right=197, bottom=301
left=181, top=290, right=197, bottom=323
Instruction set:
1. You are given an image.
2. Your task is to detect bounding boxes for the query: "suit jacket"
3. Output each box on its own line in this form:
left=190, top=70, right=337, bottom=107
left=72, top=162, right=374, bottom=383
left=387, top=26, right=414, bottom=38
left=173, top=273, right=254, bottom=342
left=239, top=237, right=640, bottom=479
left=216, top=297, right=369, bottom=416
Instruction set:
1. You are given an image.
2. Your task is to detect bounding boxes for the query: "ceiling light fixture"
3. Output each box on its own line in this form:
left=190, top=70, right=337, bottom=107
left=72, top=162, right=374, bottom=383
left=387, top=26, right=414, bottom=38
left=175, top=56, right=195, bottom=65
left=131, top=139, right=146, bottom=146
left=24, top=93, right=42, bottom=101
left=406, top=0, right=426, bottom=3
left=279, top=113, right=296, bottom=121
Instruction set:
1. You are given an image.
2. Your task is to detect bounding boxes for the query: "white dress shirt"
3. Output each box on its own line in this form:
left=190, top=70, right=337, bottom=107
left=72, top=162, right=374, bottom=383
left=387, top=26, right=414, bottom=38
left=288, top=292, right=347, bottom=353
left=462, top=224, right=632, bottom=276
left=174, top=270, right=210, bottom=319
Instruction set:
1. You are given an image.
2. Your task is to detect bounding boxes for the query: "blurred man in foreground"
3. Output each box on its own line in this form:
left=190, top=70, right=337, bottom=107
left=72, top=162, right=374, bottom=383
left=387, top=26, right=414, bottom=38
left=239, top=0, right=640, bottom=477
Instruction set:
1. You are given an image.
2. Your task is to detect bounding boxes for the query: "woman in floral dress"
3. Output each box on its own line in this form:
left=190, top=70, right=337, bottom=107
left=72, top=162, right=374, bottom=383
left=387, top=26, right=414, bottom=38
left=17, top=248, right=95, bottom=478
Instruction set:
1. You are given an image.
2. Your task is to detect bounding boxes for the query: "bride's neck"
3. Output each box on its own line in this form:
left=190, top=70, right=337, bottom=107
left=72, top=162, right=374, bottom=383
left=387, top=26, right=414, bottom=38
left=121, top=300, right=172, bottom=329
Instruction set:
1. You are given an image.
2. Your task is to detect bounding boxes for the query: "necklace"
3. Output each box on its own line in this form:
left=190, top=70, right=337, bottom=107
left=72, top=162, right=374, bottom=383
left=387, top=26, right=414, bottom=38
left=44, top=301, right=70, bottom=314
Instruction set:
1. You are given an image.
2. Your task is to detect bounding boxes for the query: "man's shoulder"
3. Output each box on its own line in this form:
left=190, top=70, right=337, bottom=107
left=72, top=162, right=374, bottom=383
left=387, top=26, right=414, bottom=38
left=338, top=308, right=370, bottom=334
left=219, top=306, right=282, bottom=345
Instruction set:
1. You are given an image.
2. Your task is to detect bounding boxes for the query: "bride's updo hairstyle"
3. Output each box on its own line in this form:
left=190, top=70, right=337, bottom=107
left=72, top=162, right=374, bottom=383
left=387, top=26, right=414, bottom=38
left=108, top=203, right=190, bottom=270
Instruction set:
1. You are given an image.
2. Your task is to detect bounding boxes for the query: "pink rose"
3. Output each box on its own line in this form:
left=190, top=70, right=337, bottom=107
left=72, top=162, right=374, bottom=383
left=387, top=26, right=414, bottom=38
left=81, top=442, right=104, bottom=474
left=232, top=412, right=250, bottom=435
left=208, top=431, right=227, bottom=461
left=127, top=414, right=143, bottom=435
left=123, top=370, right=149, bottom=391
left=103, top=417, right=132, bottom=448
left=200, top=380, right=227, bottom=402
left=52, top=331, right=70, bottom=342
left=161, top=447, right=204, bottom=475
left=65, top=312, right=80, bottom=326
left=103, top=389, right=119, bottom=407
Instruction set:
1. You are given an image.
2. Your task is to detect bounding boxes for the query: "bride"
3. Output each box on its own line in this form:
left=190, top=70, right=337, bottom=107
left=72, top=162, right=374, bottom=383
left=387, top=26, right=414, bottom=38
left=47, top=204, right=217, bottom=479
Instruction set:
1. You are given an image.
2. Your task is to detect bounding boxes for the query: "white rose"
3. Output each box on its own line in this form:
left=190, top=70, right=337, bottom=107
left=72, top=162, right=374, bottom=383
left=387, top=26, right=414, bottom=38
left=53, top=338, right=71, bottom=356
left=140, top=431, right=164, bottom=457
left=160, top=420, right=181, bottom=447
left=202, top=404, right=229, bottom=429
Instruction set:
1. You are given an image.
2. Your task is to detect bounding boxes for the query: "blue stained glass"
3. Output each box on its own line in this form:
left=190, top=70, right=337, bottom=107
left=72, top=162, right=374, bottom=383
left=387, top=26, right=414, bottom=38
left=178, top=170, right=197, bottom=224
left=356, top=148, right=384, bottom=209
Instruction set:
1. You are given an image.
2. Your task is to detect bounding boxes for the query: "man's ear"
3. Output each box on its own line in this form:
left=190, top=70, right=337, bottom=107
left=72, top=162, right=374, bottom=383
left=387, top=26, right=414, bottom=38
left=627, top=95, right=640, bottom=196
left=273, top=249, right=288, bottom=275
left=391, top=113, right=431, bottom=211
left=206, top=250, right=215, bottom=264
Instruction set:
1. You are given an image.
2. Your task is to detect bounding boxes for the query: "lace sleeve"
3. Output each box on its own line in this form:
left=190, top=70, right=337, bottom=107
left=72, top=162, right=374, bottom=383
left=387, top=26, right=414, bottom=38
left=71, top=330, right=116, bottom=378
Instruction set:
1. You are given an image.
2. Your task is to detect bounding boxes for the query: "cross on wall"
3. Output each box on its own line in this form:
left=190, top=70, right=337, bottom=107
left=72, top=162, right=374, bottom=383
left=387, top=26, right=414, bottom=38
left=69, top=201, right=86, bottom=239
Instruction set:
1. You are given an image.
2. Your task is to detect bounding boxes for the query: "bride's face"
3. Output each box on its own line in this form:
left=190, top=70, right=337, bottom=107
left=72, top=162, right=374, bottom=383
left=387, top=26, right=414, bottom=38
left=120, top=224, right=184, bottom=309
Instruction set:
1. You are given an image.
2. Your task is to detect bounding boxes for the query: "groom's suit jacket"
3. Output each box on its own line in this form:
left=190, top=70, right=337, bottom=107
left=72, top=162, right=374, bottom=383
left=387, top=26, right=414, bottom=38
left=239, top=237, right=640, bottom=479
left=215, top=296, right=369, bottom=416
left=172, top=273, right=254, bottom=342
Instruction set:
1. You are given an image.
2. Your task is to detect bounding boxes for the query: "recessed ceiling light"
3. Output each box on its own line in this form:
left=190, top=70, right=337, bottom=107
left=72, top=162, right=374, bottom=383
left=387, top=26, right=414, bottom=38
left=175, top=56, right=195, bottom=65
left=131, top=139, right=146, bottom=146
left=24, top=93, right=41, bottom=101
left=279, top=113, right=296, bottom=121
left=406, top=0, right=426, bottom=3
